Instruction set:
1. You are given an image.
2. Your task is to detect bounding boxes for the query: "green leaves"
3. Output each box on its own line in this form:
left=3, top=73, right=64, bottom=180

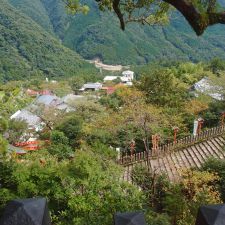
left=65, top=0, right=90, bottom=14
left=0, top=147, right=145, bottom=225
left=0, top=135, right=8, bottom=156
left=137, top=69, right=187, bottom=108
left=0, top=1, right=95, bottom=82
left=0, top=117, right=8, bottom=134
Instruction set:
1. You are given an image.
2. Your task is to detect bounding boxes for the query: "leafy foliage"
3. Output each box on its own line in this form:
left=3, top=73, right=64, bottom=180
left=0, top=149, right=145, bottom=225
left=136, top=69, right=187, bottom=108
left=55, top=115, right=83, bottom=147
left=47, top=131, right=74, bottom=160
left=202, top=158, right=225, bottom=202
left=131, top=165, right=222, bottom=225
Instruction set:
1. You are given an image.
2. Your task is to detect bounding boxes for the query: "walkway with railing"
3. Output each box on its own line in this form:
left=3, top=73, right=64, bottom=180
left=119, top=125, right=225, bottom=165
left=119, top=125, right=225, bottom=182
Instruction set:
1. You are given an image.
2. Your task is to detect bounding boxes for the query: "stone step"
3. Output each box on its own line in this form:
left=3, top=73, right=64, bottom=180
left=194, top=144, right=207, bottom=162
left=191, top=145, right=205, bottom=165
left=204, top=141, right=223, bottom=162
left=161, top=156, right=173, bottom=180
left=185, top=147, right=201, bottom=168
left=211, top=139, right=225, bottom=159
left=200, top=142, right=216, bottom=158
left=218, top=136, right=225, bottom=144
left=165, top=154, right=179, bottom=181
left=177, top=149, right=192, bottom=168
left=182, top=148, right=197, bottom=168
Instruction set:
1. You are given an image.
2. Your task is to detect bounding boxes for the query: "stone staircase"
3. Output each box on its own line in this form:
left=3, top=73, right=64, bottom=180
left=122, top=136, right=225, bottom=182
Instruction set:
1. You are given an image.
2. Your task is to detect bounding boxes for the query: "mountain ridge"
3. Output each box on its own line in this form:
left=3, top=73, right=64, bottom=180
left=0, top=0, right=95, bottom=82
left=3, top=0, right=225, bottom=67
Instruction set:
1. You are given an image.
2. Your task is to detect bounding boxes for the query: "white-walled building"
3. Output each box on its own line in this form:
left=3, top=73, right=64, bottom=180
left=10, top=109, right=43, bottom=131
left=80, top=82, right=103, bottom=91
left=122, top=70, right=134, bottom=80
left=103, top=70, right=134, bottom=85
left=103, top=76, right=119, bottom=82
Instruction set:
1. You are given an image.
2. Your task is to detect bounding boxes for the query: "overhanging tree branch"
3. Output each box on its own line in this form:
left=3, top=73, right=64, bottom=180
left=65, top=0, right=225, bottom=35
left=111, top=0, right=225, bottom=35
left=164, top=0, right=225, bottom=35
left=113, top=0, right=125, bottom=30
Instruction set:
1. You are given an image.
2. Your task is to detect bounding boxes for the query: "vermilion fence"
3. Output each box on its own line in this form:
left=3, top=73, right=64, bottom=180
left=14, top=141, right=39, bottom=147
left=119, top=125, right=225, bottom=165
left=14, top=140, right=50, bottom=151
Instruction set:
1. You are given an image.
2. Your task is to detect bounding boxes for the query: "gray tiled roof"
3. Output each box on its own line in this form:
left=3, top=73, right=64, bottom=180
left=56, top=103, right=75, bottom=112
left=11, top=109, right=41, bottom=127
left=83, top=83, right=102, bottom=90
left=36, top=95, right=61, bottom=106
left=62, top=94, right=84, bottom=104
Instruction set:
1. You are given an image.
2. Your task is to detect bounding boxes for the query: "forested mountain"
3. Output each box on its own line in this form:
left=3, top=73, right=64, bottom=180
left=0, top=1, right=95, bottom=82
left=7, top=0, right=225, bottom=65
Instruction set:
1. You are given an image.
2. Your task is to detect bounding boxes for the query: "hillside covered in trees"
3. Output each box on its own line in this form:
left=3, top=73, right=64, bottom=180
left=0, top=1, right=96, bottom=82
left=6, top=0, right=225, bottom=65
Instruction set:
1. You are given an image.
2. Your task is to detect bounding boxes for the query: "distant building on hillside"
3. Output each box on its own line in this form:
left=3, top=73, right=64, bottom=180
left=10, top=109, right=43, bottom=131
left=103, top=76, right=119, bottom=82
left=35, top=94, right=76, bottom=112
left=79, top=83, right=103, bottom=91
left=103, top=70, right=134, bottom=86
left=122, top=70, right=134, bottom=80
left=35, top=95, right=61, bottom=107
left=26, top=89, right=39, bottom=96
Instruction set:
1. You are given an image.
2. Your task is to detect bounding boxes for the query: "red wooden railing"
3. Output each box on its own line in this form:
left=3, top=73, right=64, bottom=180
left=14, top=140, right=50, bottom=151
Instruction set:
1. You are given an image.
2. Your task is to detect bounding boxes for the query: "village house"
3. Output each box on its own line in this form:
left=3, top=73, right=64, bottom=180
left=79, top=82, right=103, bottom=91
left=35, top=95, right=61, bottom=107
left=103, top=76, right=119, bottom=82
left=10, top=109, right=43, bottom=132
left=103, top=70, right=134, bottom=86
left=10, top=94, right=76, bottom=130
left=35, top=94, right=78, bottom=112
left=122, top=70, right=134, bottom=80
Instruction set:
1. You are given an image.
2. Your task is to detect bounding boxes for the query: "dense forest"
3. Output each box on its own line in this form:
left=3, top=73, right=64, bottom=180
left=6, top=0, right=225, bottom=65
left=0, top=1, right=97, bottom=82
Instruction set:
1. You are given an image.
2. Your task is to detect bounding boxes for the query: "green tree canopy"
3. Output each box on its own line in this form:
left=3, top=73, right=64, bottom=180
left=55, top=115, right=83, bottom=147
left=0, top=117, right=8, bottom=134
left=136, top=69, right=187, bottom=108
left=0, top=148, right=145, bottom=225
